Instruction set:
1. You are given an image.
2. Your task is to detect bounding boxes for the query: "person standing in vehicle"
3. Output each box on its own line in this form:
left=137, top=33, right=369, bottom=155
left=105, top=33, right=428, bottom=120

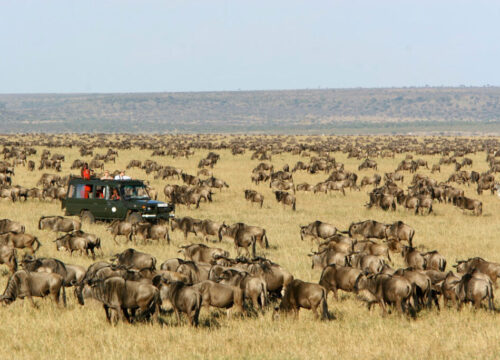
left=81, top=163, right=91, bottom=198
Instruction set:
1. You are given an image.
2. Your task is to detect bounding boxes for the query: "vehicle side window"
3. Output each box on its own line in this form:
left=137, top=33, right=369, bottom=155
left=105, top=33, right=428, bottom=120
left=95, top=185, right=106, bottom=199
left=75, top=183, right=93, bottom=199
left=68, top=185, right=75, bottom=198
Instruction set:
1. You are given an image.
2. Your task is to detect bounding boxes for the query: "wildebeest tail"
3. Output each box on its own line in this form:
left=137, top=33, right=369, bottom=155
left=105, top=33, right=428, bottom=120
left=487, top=282, right=495, bottom=311
left=252, top=236, right=257, bottom=258
left=61, top=284, right=67, bottom=307
left=263, top=231, right=269, bottom=249
left=440, top=258, right=447, bottom=272
left=151, top=257, right=157, bottom=271
left=292, top=198, right=296, bottom=211
left=320, top=287, right=328, bottom=320
left=33, top=237, right=41, bottom=253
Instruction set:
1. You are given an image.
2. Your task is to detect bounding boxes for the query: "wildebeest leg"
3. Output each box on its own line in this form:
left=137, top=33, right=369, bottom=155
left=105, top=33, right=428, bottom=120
left=174, top=307, right=182, bottom=325
left=332, top=287, right=338, bottom=301
left=104, top=305, right=111, bottom=322
left=122, top=307, right=132, bottom=323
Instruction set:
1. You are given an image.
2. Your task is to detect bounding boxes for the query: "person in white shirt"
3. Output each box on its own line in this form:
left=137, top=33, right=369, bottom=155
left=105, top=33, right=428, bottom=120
left=114, top=171, right=131, bottom=180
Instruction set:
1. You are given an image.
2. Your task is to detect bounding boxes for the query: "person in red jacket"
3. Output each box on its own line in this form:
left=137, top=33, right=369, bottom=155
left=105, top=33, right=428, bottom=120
left=81, top=163, right=91, bottom=198
left=81, top=163, right=91, bottom=180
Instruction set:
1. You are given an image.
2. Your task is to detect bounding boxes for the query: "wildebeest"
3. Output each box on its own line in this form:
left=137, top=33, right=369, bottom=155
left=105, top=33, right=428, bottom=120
left=0, top=244, right=17, bottom=273
left=385, top=221, right=415, bottom=247
left=360, top=174, right=381, bottom=188
left=453, top=196, right=482, bottom=215
left=21, top=256, right=68, bottom=283
left=358, top=159, right=377, bottom=171
left=0, top=219, right=25, bottom=234
left=107, top=220, right=134, bottom=244
left=219, top=268, right=268, bottom=311
left=347, top=220, right=387, bottom=240
left=153, top=277, right=201, bottom=326
left=191, top=280, right=245, bottom=316
left=220, top=223, right=269, bottom=257
left=111, top=248, right=156, bottom=271
left=309, top=249, right=349, bottom=269
left=38, top=216, right=81, bottom=233
left=402, top=246, right=426, bottom=270
left=171, top=216, right=202, bottom=240
left=422, top=251, right=447, bottom=272
left=77, top=277, right=160, bottom=323
left=454, top=257, right=500, bottom=286
left=54, top=232, right=100, bottom=259
left=319, top=264, right=364, bottom=300
left=352, top=240, right=391, bottom=262
left=193, top=219, right=225, bottom=242
left=300, top=221, right=337, bottom=242
left=0, top=232, right=40, bottom=254
left=350, top=253, right=385, bottom=274
left=274, top=190, right=296, bottom=211
left=270, top=179, right=295, bottom=193
left=354, top=273, right=413, bottom=315
left=178, top=243, right=229, bottom=264
left=277, top=279, right=328, bottom=320
left=244, top=190, right=264, bottom=208
left=133, top=222, right=170, bottom=244
left=0, top=270, right=66, bottom=307
left=456, top=271, right=495, bottom=311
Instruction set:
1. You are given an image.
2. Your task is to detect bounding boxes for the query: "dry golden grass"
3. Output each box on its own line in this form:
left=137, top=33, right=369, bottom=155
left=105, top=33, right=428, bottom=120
left=1, top=137, right=500, bottom=359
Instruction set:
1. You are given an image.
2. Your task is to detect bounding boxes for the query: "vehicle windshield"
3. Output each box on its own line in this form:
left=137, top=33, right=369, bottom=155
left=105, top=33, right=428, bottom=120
left=121, top=185, right=150, bottom=200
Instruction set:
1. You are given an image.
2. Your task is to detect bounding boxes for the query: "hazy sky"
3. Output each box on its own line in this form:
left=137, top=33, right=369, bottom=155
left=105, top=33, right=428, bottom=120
left=1, top=0, right=499, bottom=93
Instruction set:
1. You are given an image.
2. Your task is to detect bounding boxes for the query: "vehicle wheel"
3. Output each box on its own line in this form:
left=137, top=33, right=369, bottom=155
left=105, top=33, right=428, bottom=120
left=81, top=210, right=95, bottom=224
left=127, top=212, right=142, bottom=224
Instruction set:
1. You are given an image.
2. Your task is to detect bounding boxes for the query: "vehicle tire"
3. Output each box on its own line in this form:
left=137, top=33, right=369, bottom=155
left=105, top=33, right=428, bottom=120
left=81, top=210, right=95, bottom=224
left=127, top=212, right=142, bottom=224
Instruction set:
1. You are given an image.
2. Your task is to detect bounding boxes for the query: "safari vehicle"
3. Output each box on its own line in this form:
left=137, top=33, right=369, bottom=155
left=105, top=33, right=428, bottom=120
left=61, top=177, right=175, bottom=223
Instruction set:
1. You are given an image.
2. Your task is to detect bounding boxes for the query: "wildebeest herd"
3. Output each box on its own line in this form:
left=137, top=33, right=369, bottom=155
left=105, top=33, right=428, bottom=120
left=0, top=134, right=499, bottom=328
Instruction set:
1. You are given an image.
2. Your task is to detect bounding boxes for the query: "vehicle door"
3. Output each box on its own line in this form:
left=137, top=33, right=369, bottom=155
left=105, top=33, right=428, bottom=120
left=104, top=185, right=128, bottom=219
left=67, top=182, right=94, bottom=216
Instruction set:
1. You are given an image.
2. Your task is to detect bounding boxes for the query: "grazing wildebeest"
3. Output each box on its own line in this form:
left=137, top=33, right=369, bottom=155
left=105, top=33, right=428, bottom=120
left=0, top=270, right=66, bottom=307
left=347, top=220, right=387, bottom=240
left=178, top=243, right=229, bottom=264
left=0, top=244, right=17, bottom=273
left=171, top=216, right=202, bottom=240
left=319, top=264, right=364, bottom=300
left=270, top=179, right=295, bottom=193
left=354, top=273, right=413, bottom=315
left=0, top=219, right=25, bottom=234
left=274, top=191, right=296, bottom=211
left=54, top=232, right=100, bottom=259
left=107, top=220, right=134, bottom=244
left=221, top=222, right=269, bottom=250
left=385, top=221, right=415, bottom=247
left=191, top=280, right=245, bottom=316
left=309, top=249, right=349, bottom=269
left=352, top=240, right=391, bottom=262
left=111, top=248, right=156, bottom=271
left=193, top=219, right=225, bottom=242
left=358, top=159, right=377, bottom=171
left=300, top=221, right=337, bottom=242
left=219, top=268, right=268, bottom=311
left=153, top=277, right=201, bottom=326
left=0, top=232, right=41, bottom=254
left=78, top=277, right=160, bottom=324
left=295, top=183, right=314, bottom=192
left=454, top=258, right=500, bottom=286
left=176, top=261, right=211, bottom=284
left=402, top=246, right=426, bottom=270
left=456, top=271, right=495, bottom=311
left=21, top=256, right=68, bottom=284
left=360, top=174, right=381, bottom=188
left=431, top=164, right=441, bottom=173
left=453, top=196, right=482, bottom=215
left=394, top=268, right=434, bottom=310
left=133, top=222, right=170, bottom=244
left=422, top=251, right=447, bottom=272
left=38, top=216, right=81, bottom=233
left=349, top=253, right=385, bottom=274
left=244, top=190, right=264, bottom=208
left=277, top=279, right=329, bottom=320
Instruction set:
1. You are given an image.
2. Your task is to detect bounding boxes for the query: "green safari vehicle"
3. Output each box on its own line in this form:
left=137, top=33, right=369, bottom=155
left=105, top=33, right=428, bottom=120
left=61, top=177, right=175, bottom=223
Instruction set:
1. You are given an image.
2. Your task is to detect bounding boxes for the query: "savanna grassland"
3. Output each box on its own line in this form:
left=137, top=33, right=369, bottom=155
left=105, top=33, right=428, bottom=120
left=1, top=134, right=500, bottom=360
